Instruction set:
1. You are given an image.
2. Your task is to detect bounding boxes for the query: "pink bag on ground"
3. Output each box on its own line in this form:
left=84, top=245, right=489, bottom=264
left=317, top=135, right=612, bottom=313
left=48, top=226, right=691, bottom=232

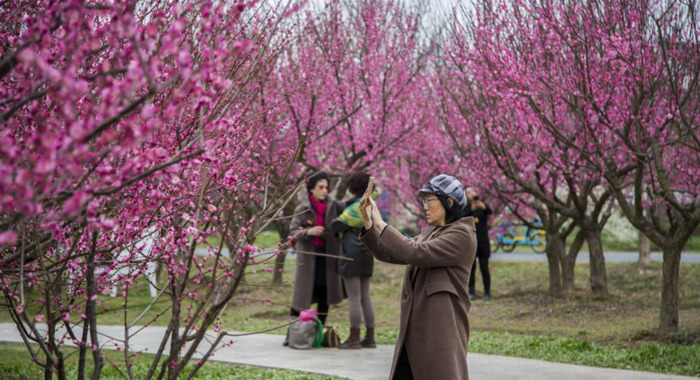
left=289, top=308, right=323, bottom=350
left=299, top=308, right=318, bottom=322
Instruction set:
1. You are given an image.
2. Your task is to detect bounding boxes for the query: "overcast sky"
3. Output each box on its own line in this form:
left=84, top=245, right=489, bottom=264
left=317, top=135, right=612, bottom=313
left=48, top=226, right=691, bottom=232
left=300, top=0, right=470, bottom=39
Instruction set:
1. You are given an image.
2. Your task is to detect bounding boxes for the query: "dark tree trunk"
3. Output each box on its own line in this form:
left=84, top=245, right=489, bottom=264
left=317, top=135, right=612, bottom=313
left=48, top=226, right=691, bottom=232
left=224, top=239, right=244, bottom=283
left=638, top=231, right=651, bottom=266
left=545, top=232, right=564, bottom=296
left=659, top=245, right=682, bottom=333
left=272, top=249, right=287, bottom=285
left=85, top=233, right=103, bottom=380
left=563, top=230, right=586, bottom=293
left=44, top=363, right=53, bottom=380
left=584, top=228, right=609, bottom=298
left=272, top=197, right=297, bottom=284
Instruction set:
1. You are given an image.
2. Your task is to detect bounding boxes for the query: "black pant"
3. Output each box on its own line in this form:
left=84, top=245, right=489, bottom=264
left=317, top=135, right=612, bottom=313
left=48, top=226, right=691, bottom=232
left=469, top=251, right=491, bottom=295
left=393, top=344, right=413, bottom=380
left=290, top=284, right=328, bottom=325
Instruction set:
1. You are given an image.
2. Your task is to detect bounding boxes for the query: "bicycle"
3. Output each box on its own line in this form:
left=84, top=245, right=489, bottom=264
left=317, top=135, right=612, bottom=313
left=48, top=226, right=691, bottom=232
left=490, top=222, right=546, bottom=253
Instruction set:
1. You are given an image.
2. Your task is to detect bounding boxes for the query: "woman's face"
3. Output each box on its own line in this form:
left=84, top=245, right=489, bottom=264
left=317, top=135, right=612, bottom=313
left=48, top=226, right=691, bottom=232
left=310, top=179, right=329, bottom=201
left=465, top=186, right=477, bottom=202
left=421, top=194, right=447, bottom=227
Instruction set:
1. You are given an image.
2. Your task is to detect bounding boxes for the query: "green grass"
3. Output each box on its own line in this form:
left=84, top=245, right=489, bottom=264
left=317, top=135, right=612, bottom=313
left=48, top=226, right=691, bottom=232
left=683, top=235, right=700, bottom=251
left=204, top=258, right=700, bottom=376
left=258, top=228, right=700, bottom=254
left=470, top=332, right=700, bottom=376
left=0, top=343, right=342, bottom=380
left=253, top=230, right=283, bottom=249
left=198, top=229, right=281, bottom=250
left=3, top=248, right=700, bottom=377
left=599, top=233, right=639, bottom=252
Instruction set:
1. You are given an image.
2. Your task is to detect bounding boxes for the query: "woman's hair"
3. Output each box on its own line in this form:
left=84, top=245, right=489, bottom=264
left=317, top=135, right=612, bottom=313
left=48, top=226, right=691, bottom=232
left=346, top=172, right=370, bottom=197
left=306, top=171, right=330, bottom=192
left=435, top=193, right=463, bottom=224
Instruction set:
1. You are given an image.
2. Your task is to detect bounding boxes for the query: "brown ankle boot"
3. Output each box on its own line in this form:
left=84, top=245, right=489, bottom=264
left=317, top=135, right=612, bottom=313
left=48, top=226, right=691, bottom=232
left=338, top=327, right=361, bottom=349
left=361, top=327, right=376, bottom=348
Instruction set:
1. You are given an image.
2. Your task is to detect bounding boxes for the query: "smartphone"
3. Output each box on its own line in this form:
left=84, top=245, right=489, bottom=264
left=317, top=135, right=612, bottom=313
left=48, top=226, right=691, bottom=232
left=365, top=176, right=375, bottom=197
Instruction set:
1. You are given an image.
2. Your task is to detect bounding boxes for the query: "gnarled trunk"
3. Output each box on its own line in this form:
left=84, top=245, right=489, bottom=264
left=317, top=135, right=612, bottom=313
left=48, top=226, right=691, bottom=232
left=638, top=231, right=651, bottom=266
left=273, top=199, right=297, bottom=284
left=659, top=245, right=682, bottom=333
left=563, top=230, right=586, bottom=293
left=544, top=232, right=563, bottom=296
left=584, top=228, right=609, bottom=298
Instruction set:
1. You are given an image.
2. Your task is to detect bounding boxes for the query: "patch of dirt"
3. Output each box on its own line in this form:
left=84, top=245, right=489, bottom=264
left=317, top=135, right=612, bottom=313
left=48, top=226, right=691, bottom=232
left=632, top=328, right=700, bottom=345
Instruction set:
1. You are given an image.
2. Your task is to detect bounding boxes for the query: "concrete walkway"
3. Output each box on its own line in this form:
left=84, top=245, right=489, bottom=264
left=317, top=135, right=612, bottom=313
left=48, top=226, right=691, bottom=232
left=0, top=323, right=696, bottom=380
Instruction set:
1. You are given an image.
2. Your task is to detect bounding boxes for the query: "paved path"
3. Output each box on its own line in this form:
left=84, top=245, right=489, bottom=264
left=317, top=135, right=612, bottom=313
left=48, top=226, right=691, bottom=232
left=492, top=251, right=700, bottom=263
left=0, top=323, right=696, bottom=380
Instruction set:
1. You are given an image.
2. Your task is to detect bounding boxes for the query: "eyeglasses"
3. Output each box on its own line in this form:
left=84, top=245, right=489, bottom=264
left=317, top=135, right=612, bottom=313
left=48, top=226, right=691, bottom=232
left=420, top=198, right=440, bottom=207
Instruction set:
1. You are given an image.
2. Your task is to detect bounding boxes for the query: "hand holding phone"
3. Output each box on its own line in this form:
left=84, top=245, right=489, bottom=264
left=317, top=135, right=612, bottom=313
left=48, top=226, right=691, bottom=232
left=364, top=176, right=375, bottom=198
left=359, top=176, right=387, bottom=231
left=360, top=176, right=375, bottom=228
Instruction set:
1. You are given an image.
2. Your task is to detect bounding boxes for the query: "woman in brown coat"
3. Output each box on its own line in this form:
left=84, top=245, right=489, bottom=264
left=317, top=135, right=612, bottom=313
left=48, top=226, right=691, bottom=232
left=284, top=172, right=345, bottom=346
left=359, top=174, right=477, bottom=380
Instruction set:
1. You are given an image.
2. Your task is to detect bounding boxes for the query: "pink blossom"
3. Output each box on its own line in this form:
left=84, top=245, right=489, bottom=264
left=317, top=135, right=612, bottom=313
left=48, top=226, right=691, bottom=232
left=232, top=40, right=251, bottom=50
left=0, top=231, right=18, bottom=245
left=141, top=104, right=155, bottom=119
left=63, top=192, right=89, bottom=217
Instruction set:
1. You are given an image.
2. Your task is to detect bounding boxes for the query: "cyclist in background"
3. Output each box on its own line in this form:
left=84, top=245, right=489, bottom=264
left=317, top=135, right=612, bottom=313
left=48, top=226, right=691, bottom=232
left=462, top=186, right=493, bottom=301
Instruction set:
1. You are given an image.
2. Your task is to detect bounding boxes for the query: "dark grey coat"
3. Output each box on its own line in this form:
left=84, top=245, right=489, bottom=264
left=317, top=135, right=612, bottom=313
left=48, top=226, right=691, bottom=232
left=289, top=196, right=345, bottom=310
left=330, top=219, right=374, bottom=277
left=360, top=217, right=477, bottom=380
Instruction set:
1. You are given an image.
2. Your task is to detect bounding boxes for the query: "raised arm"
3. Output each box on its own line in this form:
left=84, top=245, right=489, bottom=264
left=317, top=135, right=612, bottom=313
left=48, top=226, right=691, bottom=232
left=359, top=223, right=409, bottom=265
left=364, top=223, right=475, bottom=268
left=358, top=195, right=405, bottom=264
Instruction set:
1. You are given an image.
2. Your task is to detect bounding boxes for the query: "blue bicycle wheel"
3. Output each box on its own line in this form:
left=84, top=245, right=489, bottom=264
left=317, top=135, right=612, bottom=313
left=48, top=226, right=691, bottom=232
left=531, top=232, right=546, bottom=253
left=490, top=238, right=500, bottom=254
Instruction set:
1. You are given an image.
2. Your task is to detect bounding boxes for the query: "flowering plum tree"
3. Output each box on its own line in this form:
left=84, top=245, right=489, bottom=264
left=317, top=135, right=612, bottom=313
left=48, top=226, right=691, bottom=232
left=0, top=1, right=304, bottom=378
left=264, top=0, right=438, bottom=272
left=438, top=1, right=619, bottom=298
left=440, top=0, right=700, bottom=331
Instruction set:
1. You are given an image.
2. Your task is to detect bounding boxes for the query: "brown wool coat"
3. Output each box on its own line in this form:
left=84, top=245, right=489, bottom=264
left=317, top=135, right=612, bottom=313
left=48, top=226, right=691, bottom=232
left=289, top=196, right=345, bottom=310
left=360, top=217, right=477, bottom=380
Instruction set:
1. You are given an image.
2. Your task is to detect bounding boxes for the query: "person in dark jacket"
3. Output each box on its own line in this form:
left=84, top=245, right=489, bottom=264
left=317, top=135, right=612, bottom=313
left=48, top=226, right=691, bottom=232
left=359, top=174, right=477, bottom=380
left=283, top=172, right=346, bottom=346
left=330, top=172, right=377, bottom=349
left=462, top=186, right=493, bottom=301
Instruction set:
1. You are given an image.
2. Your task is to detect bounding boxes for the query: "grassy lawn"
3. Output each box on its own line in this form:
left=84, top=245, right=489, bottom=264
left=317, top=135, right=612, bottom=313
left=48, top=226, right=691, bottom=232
left=0, top=343, right=341, bottom=380
left=2, top=234, right=700, bottom=377
left=207, top=258, right=700, bottom=376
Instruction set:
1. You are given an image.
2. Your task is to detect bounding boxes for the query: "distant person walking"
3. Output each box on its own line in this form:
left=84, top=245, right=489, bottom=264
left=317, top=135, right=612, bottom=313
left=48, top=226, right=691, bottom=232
left=463, top=186, right=493, bottom=301
left=284, top=172, right=345, bottom=346
left=331, top=172, right=377, bottom=349
left=359, top=174, right=477, bottom=380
